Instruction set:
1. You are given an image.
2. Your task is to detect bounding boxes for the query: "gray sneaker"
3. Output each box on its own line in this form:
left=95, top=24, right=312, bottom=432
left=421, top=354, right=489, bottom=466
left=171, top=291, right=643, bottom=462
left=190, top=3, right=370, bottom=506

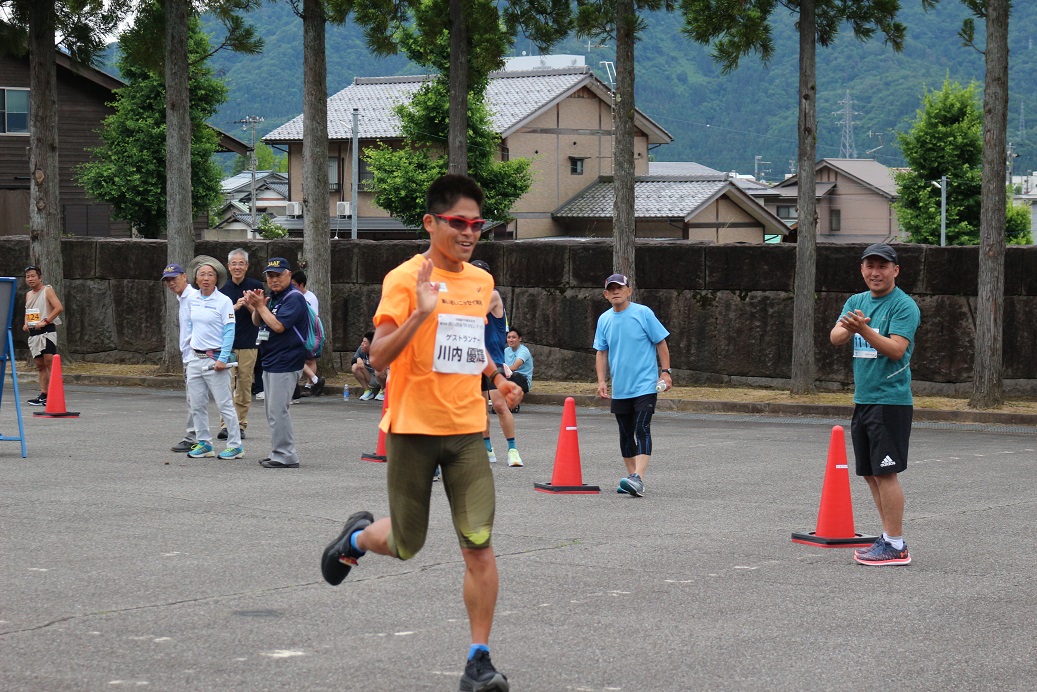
left=618, top=473, right=644, bottom=497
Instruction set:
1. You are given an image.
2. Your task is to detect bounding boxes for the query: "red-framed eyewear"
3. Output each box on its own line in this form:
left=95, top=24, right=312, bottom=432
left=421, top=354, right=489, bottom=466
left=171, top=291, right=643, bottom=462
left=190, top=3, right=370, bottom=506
left=434, top=214, right=487, bottom=233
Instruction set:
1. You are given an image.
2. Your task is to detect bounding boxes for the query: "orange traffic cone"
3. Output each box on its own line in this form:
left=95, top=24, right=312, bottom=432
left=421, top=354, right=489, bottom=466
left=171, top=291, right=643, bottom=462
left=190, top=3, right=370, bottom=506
left=792, top=425, right=876, bottom=548
left=33, top=354, right=80, bottom=419
left=534, top=397, right=599, bottom=494
left=360, top=381, right=388, bottom=463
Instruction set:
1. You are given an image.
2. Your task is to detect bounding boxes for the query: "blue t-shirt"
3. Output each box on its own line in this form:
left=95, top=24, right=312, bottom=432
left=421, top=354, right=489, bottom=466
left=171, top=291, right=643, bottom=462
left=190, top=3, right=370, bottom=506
left=839, top=287, right=920, bottom=405
left=593, top=302, right=670, bottom=399
left=504, top=344, right=533, bottom=385
left=259, top=287, right=308, bottom=373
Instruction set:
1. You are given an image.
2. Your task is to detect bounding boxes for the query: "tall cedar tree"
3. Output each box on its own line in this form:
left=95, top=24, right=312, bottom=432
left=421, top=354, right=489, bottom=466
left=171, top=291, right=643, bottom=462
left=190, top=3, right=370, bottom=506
left=78, top=17, right=227, bottom=238
left=967, top=0, right=1009, bottom=409
left=681, top=0, right=937, bottom=394
left=118, top=0, right=261, bottom=369
left=574, top=0, right=674, bottom=288
left=0, top=0, right=127, bottom=359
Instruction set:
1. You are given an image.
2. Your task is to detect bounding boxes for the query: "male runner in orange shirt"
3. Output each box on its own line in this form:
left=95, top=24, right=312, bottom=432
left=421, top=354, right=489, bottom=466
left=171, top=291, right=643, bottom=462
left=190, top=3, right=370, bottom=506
left=321, top=174, right=521, bottom=692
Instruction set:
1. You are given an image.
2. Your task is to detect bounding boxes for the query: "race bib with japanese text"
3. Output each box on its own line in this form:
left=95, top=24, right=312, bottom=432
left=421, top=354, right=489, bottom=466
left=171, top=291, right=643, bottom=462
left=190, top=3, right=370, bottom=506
left=433, top=314, right=486, bottom=374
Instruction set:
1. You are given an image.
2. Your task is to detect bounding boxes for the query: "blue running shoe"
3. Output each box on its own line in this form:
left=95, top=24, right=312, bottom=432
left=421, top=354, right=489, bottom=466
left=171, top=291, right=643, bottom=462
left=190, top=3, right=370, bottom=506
left=218, top=446, right=244, bottom=460
left=616, top=484, right=628, bottom=494
left=854, top=539, right=911, bottom=566
left=854, top=536, right=884, bottom=557
left=618, top=473, right=644, bottom=497
left=187, top=441, right=214, bottom=458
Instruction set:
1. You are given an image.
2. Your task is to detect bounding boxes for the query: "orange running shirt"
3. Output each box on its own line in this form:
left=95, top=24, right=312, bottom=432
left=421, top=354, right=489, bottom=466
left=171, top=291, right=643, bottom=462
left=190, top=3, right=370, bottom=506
left=374, top=254, right=493, bottom=435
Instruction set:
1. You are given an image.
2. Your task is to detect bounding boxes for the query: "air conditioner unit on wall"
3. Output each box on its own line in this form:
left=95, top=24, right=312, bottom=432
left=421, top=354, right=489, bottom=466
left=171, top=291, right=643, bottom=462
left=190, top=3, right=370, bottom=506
left=337, top=201, right=351, bottom=218
left=284, top=201, right=302, bottom=217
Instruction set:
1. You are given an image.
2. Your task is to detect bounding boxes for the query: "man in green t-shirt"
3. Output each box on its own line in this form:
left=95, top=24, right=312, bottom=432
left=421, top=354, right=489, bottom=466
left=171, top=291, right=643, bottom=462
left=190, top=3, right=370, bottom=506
left=830, top=243, right=920, bottom=567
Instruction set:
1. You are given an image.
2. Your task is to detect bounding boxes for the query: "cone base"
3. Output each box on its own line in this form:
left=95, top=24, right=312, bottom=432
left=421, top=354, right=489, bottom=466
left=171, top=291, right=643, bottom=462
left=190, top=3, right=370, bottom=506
left=33, top=411, right=81, bottom=418
left=534, top=482, right=600, bottom=494
left=361, top=453, right=386, bottom=463
left=791, top=531, right=878, bottom=548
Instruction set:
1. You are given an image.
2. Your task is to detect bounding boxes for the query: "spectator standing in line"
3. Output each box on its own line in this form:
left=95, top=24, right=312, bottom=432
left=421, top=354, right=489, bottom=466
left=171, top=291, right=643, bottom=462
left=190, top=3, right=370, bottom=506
left=163, top=263, right=200, bottom=453
left=351, top=331, right=387, bottom=401
left=291, top=270, right=326, bottom=397
left=320, top=174, right=521, bottom=692
left=184, top=261, right=243, bottom=460
left=470, top=259, right=523, bottom=468
left=218, top=248, right=264, bottom=441
left=594, top=273, right=672, bottom=498
left=243, top=258, right=309, bottom=468
left=830, top=243, right=920, bottom=567
left=22, top=264, right=64, bottom=407
left=503, top=328, right=532, bottom=411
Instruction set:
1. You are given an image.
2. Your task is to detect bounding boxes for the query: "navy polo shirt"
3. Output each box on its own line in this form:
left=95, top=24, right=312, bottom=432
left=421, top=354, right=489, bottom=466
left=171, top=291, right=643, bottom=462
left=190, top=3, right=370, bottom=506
left=220, top=276, right=265, bottom=349
left=259, top=286, right=308, bottom=373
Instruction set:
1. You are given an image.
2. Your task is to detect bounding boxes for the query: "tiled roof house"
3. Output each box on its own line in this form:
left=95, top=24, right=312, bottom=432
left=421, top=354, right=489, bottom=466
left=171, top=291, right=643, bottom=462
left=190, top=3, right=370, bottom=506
left=554, top=174, right=788, bottom=242
left=765, top=158, right=902, bottom=243
left=264, top=61, right=674, bottom=238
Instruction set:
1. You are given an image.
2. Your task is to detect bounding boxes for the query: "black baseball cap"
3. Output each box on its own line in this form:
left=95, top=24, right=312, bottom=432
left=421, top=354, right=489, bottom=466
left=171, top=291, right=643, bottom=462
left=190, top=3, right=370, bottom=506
left=862, top=243, right=898, bottom=263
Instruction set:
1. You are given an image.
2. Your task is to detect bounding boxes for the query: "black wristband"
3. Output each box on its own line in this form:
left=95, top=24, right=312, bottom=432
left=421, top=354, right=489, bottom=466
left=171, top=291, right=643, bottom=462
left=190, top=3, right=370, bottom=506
left=490, top=368, right=505, bottom=382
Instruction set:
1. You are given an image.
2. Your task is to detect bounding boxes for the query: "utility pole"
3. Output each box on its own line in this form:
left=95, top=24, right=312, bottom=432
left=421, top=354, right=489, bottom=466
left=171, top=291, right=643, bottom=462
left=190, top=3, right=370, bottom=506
left=754, top=155, right=771, bottom=181
left=1006, top=141, right=1018, bottom=186
left=940, top=175, right=947, bottom=247
left=834, top=90, right=858, bottom=158
left=235, top=115, right=264, bottom=235
left=351, top=108, right=359, bottom=240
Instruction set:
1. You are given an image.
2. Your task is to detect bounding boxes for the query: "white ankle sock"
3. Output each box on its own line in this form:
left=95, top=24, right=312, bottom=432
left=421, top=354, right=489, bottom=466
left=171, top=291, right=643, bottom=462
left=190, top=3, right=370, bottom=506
left=883, top=533, right=905, bottom=550
left=311, top=375, right=319, bottom=384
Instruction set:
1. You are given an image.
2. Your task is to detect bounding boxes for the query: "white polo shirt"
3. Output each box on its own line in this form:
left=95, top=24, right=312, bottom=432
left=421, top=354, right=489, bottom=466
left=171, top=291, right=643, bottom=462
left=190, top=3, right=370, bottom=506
left=188, top=289, right=235, bottom=352
left=177, top=284, right=199, bottom=364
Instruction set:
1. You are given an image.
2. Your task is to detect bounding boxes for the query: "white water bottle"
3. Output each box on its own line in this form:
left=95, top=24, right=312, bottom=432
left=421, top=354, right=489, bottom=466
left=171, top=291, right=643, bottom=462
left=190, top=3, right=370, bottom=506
left=343, top=385, right=350, bottom=401
left=656, top=379, right=667, bottom=393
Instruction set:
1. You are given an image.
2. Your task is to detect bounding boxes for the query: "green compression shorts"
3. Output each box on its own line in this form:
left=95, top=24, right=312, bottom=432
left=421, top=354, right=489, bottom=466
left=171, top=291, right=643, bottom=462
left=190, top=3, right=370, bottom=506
left=385, top=432, right=496, bottom=560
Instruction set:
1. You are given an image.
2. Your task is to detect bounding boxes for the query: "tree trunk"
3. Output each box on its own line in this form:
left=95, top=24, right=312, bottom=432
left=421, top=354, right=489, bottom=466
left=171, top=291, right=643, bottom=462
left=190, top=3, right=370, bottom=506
left=302, top=0, right=335, bottom=375
left=163, top=0, right=194, bottom=373
left=448, top=0, right=468, bottom=174
left=27, top=2, right=67, bottom=359
left=970, top=0, right=1009, bottom=409
left=790, top=0, right=817, bottom=395
left=612, top=0, right=636, bottom=286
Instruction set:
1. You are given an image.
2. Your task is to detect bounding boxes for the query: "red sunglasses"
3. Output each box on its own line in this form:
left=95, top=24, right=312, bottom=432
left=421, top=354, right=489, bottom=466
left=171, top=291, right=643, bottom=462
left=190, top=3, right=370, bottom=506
left=434, top=214, right=487, bottom=233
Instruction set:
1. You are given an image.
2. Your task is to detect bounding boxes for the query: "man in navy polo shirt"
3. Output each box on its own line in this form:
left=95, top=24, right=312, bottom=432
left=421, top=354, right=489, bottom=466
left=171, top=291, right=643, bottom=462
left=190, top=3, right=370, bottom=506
left=218, top=248, right=264, bottom=441
left=243, top=257, right=309, bottom=469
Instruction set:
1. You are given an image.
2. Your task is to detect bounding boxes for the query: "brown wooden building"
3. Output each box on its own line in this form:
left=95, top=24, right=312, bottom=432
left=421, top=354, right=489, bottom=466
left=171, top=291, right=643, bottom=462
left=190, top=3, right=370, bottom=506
left=0, top=50, right=246, bottom=238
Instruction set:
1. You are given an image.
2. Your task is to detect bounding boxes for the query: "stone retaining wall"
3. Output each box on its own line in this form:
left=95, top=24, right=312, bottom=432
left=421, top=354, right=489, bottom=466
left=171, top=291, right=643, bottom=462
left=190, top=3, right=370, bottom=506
left=2, top=236, right=1035, bottom=395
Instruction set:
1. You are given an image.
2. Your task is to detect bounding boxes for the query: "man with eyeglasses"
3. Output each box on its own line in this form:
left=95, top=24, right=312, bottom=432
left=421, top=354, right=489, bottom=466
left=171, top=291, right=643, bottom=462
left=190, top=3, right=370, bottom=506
left=22, top=265, right=64, bottom=407
left=321, top=174, right=521, bottom=692
left=217, top=248, right=265, bottom=443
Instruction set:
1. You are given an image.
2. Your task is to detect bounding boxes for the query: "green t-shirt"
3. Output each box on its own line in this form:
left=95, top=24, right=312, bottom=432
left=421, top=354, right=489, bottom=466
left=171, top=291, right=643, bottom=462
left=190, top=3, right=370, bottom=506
left=840, top=286, right=921, bottom=406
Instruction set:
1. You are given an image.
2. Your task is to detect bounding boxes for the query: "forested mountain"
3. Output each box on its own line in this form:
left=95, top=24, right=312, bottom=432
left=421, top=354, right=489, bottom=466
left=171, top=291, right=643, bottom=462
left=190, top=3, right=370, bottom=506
left=105, top=2, right=1037, bottom=179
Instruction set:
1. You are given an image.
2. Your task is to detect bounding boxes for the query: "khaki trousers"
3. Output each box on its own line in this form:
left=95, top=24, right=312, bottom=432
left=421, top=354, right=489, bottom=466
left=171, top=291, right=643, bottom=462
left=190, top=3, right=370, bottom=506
left=225, top=348, right=258, bottom=431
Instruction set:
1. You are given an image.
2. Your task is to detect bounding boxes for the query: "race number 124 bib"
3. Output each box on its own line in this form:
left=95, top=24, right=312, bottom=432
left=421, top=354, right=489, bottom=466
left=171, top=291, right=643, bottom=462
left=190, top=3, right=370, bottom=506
left=433, top=314, right=486, bottom=374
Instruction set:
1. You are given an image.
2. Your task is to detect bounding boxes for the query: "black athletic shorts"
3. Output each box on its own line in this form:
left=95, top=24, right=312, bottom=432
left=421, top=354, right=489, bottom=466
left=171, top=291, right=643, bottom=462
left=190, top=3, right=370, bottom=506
left=850, top=403, right=912, bottom=476
left=610, top=392, right=657, bottom=415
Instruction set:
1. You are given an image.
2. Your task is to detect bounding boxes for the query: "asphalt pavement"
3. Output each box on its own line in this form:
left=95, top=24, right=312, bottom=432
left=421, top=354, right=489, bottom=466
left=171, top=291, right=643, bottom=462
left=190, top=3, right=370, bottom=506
left=1, top=383, right=1035, bottom=691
